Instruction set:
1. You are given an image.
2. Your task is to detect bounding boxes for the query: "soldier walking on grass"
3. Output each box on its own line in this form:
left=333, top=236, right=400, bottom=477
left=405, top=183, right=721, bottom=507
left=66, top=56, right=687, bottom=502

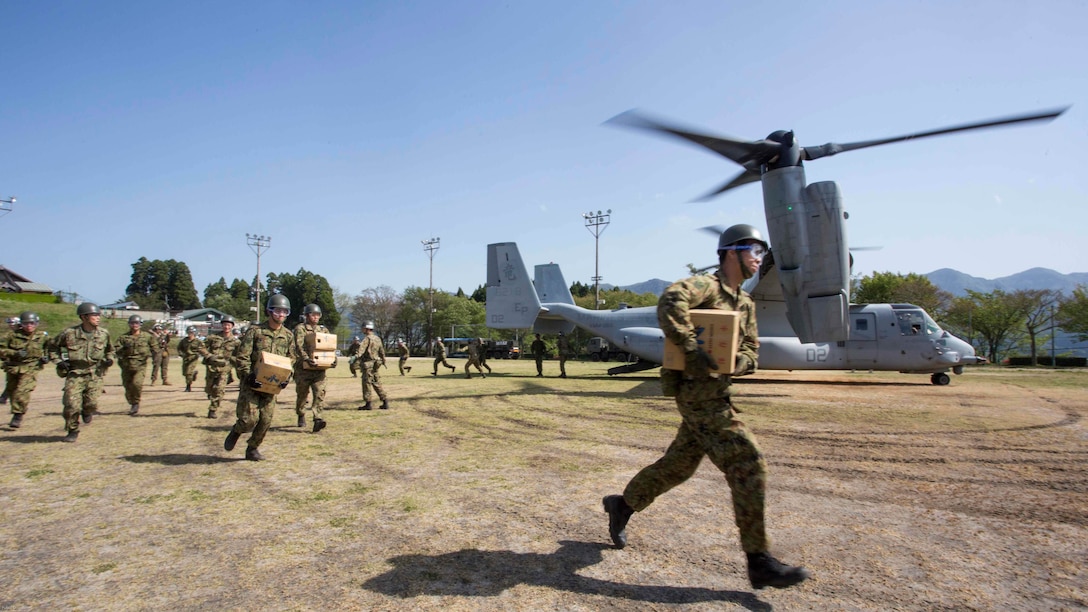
left=397, top=339, right=412, bottom=375
left=0, top=316, right=21, bottom=404
left=530, top=333, right=546, bottom=377
left=292, top=304, right=334, bottom=432
left=224, top=294, right=295, bottom=461
left=431, top=337, right=457, bottom=376
left=1, top=312, right=50, bottom=428
left=353, top=321, right=388, bottom=410
left=114, top=315, right=157, bottom=415
left=49, top=302, right=114, bottom=443
left=601, top=224, right=810, bottom=591
left=149, top=324, right=171, bottom=385
left=347, top=335, right=362, bottom=378
left=201, top=315, right=240, bottom=419
left=177, top=326, right=204, bottom=392
left=556, top=332, right=571, bottom=378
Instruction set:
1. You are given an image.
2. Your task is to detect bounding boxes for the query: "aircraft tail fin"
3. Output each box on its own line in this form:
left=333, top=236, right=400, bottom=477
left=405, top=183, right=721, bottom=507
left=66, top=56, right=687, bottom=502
left=486, top=242, right=542, bottom=329
left=533, top=263, right=576, bottom=335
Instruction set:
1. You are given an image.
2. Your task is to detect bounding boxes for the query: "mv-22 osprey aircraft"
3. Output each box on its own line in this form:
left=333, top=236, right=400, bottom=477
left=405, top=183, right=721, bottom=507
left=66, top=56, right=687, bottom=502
left=486, top=106, right=1067, bottom=384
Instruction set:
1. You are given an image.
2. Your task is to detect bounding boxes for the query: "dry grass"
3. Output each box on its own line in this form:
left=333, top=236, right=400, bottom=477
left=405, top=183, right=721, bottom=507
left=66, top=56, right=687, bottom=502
left=2, top=359, right=1086, bottom=611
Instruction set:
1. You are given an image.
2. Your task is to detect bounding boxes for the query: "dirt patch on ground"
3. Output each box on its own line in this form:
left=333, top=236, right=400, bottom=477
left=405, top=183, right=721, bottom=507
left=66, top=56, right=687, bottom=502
left=1, top=360, right=1085, bottom=610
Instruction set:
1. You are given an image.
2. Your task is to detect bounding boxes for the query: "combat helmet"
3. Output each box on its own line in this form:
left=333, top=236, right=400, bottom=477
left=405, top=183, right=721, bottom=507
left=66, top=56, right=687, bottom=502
left=220, top=315, right=235, bottom=325
left=266, top=294, right=291, bottom=314
left=303, top=304, right=322, bottom=316
left=19, top=311, right=40, bottom=325
left=716, top=224, right=769, bottom=253
left=128, top=314, right=143, bottom=325
left=186, top=326, right=197, bottom=335
left=364, top=321, right=375, bottom=330
left=76, top=302, right=100, bottom=317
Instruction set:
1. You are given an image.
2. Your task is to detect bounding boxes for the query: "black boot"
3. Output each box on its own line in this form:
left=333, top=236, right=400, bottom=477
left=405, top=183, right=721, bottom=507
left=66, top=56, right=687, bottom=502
left=63, top=429, right=79, bottom=443
left=224, top=430, right=240, bottom=451
left=185, top=383, right=191, bottom=392
left=128, top=404, right=139, bottom=416
left=746, top=552, right=811, bottom=590
left=245, top=447, right=264, bottom=461
left=297, top=414, right=306, bottom=428
left=358, top=402, right=373, bottom=411
left=379, top=401, right=389, bottom=410
left=207, top=410, right=217, bottom=419
left=313, top=418, right=326, bottom=433
left=602, top=495, right=634, bottom=549
left=9, top=413, right=23, bottom=428
left=81, top=411, right=94, bottom=424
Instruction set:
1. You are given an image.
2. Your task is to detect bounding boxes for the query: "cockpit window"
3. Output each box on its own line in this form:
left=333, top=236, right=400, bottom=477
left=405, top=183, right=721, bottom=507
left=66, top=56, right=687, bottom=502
left=896, top=309, right=941, bottom=336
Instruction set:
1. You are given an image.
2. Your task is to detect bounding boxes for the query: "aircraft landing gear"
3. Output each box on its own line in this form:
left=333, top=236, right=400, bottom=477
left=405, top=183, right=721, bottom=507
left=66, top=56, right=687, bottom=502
left=931, top=372, right=950, bottom=385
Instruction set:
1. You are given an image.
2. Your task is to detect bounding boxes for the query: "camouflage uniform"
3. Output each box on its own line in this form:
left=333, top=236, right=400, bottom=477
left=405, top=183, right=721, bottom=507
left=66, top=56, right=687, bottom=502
left=397, top=341, right=412, bottom=375
left=293, top=322, right=331, bottom=423
left=531, top=336, right=546, bottom=376
left=177, top=333, right=204, bottom=389
left=0, top=327, right=49, bottom=421
left=229, top=321, right=294, bottom=454
left=353, top=332, right=387, bottom=406
left=150, top=330, right=171, bottom=385
left=431, top=339, right=456, bottom=375
left=51, top=324, right=114, bottom=436
left=114, top=328, right=157, bottom=411
left=620, top=268, right=768, bottom=553
left=557, top=333, right=571, bottom=378
left=346, top=337, right=362, bottom=378
left=202, top=330, right=240, bottom=417
left=464, top=341, right=487, bottom=378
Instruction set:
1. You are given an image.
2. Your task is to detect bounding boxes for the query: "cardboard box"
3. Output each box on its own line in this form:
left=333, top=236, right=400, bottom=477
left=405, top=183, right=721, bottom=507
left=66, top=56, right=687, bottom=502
left=252, top=351, right=293, bottom=395
left=306, top=332, right=338, bottom=352
left=662, top=309, right=741, bottom=372
left=303, top=351, right=337, bottom=370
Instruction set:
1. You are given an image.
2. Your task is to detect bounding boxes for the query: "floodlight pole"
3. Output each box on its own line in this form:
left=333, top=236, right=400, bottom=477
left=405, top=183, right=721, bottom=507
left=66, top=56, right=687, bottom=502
left=0, top=195, right=15, bottom=218
left=582, top=210, right=611, bottom=309
left=422, top=237, right=440, bottom=355
left=246, top=234, right=271, bottom=323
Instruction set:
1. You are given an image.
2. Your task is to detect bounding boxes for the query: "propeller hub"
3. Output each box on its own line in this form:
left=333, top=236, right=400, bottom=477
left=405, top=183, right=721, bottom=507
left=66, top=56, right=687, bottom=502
left=764, top=130, right=802, bottom=170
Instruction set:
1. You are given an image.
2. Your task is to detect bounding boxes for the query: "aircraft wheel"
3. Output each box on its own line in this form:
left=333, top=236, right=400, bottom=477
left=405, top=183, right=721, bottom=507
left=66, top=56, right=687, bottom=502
left=931, top=372, right=950, bottom=386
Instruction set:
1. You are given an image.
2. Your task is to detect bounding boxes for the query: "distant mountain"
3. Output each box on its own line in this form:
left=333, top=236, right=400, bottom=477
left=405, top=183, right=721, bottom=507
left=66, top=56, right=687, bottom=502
left=926, top=268, right=1088, bottom=297
left=619, top=279, right=671, bottom=296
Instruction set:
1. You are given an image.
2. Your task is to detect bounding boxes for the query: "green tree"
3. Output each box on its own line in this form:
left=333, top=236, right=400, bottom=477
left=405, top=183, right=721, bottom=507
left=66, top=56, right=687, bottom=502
left=470, top=284, right=487, bottom=303
left=854, top=271, right=951, bottom=318
left=943, top=289, right=1028, bottom=364
left=265, top=268, right=340, bottom=331
left=125, top=257, right=201, bottom=311
left=1057, top=284, right=1088, bottom=342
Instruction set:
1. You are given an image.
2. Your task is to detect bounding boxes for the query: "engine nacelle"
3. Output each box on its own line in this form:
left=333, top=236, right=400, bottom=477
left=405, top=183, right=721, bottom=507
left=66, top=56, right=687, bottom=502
left=762, top=167, right=850, bottom=343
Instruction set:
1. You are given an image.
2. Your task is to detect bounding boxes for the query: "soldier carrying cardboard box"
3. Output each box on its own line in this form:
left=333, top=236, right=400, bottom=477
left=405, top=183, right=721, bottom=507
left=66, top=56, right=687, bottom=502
left=292, top=303, right=336, bottom=433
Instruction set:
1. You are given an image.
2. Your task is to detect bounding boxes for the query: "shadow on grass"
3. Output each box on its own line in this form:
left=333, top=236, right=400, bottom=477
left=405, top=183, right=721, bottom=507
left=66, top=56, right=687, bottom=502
left=121, top=453, right=241, bottom=465
left=361, top=539, right=770, bottom=610
left=1, top=433, right=70, bottom=443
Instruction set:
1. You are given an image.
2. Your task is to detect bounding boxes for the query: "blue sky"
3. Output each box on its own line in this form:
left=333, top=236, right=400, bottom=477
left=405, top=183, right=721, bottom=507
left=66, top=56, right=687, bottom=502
left=2, top=1, right=1085, bottom=305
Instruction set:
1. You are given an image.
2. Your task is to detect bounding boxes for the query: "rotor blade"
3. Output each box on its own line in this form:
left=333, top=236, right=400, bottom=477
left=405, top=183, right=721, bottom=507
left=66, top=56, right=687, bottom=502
left=802, top=106, right=1070, bottom=161
left=699, top=225, right=727, bottom=237
left=692, top=169, right=762, bottom=201
left=605, top=110, right=775, bottom=169
left=849, top=246, right=883, bottom=252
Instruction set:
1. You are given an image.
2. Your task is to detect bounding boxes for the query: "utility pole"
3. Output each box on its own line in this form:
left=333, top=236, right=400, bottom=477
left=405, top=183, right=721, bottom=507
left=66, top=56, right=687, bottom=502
left=0, top=194, right=15, bottom=218
left=422, top=237, right=440, bottom=355
left=246, top=234, right=271, bottom=323
left=582, top=209, right=611, bottom=309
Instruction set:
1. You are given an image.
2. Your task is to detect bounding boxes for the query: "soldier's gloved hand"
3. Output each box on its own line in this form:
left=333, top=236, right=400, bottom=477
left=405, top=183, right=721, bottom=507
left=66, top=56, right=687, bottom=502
left=307, top=357, right=318, bottom=367
left=39, top=355, right=52, bottom=365
left=683, top=348, right=718, bottom=378
left=101, top=357, right=114, bottom=368
left=278, top=380, right=290, bottom=389
left=330, top=359, right=338, bottom=368
left=16, top=349, right=28, bottom=358
left=731, top=355, right=754, bottom=377
left=245, top=372, right=261, bottom=389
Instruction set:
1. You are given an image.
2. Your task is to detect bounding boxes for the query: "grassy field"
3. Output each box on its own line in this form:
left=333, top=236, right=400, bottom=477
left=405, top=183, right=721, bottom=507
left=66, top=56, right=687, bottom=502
left=1, top=357, right=1086, bottom=610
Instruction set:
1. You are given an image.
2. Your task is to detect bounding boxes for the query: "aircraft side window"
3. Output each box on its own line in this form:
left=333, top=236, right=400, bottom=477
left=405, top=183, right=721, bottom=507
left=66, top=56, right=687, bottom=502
left=852, top=314, right=876, bottom=341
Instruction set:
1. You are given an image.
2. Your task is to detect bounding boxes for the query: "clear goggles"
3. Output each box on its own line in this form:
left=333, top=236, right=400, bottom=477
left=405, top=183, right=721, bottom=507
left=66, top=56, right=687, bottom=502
left=720, top=244, right=767, bottom=258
